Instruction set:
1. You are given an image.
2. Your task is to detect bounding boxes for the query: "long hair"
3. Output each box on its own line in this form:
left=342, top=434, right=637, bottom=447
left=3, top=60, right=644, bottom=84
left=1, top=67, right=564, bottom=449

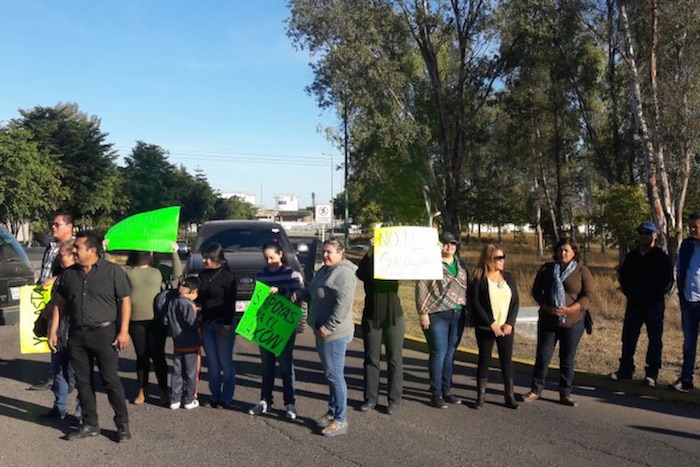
left=126, top=251, right=151, bottom=267
left=472, top=244, right=500, bottom=281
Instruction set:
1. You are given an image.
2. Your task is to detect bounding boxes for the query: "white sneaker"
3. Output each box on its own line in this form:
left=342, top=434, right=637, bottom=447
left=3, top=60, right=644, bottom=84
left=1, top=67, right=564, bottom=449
left=642, top=377, right=656, bottom=388
left=285, top=404, right=297, bottom=420
left=184, top=399, right=200, bottom=410
left=248, top=400, right=268, bottom=415
left=170, top=402, right=181, bottom=410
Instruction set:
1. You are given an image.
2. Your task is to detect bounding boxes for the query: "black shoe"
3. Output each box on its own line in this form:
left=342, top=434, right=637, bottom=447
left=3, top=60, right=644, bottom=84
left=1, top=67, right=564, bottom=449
left=443, top=394, right=462, bottom=405
left=39, top=407, right=67, bottom=420
left=386, top=403, right=400, bottom=415
left=431, top=397, right=448, bottom=409
left=117, top=423, right=131, bottom=442
left=28, top=380, right=53, bottom=391
left=65, top=424, right=99, bottom=440
left=358, top=401, right=376, bottom=412
left=220, top=402, right=234, bottom=410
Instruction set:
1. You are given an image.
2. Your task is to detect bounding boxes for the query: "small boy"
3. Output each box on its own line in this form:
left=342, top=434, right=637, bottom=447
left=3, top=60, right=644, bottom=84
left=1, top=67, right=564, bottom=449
left=163, top=276, right=202, bottom=410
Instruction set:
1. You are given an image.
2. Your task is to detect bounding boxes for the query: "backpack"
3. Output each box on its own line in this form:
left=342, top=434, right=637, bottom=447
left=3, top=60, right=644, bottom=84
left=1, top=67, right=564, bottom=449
left=154, top=288, right=178, bottom=321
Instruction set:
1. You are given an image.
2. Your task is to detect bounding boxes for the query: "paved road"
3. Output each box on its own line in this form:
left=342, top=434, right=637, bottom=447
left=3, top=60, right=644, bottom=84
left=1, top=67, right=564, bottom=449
left=1, top=323, right=698, bottom=467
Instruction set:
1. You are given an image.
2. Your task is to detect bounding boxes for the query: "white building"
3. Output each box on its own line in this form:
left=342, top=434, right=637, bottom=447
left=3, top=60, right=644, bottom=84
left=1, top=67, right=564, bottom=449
left=220, top=192, right=256, bottom=205
left=274, top=194, right=299, bottom=212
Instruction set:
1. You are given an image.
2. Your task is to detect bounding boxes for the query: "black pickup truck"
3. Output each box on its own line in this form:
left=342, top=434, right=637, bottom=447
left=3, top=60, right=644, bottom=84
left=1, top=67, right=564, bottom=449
left=185, top=220, right=309, bottom=315
left=0, top=227, right=35, bottom=324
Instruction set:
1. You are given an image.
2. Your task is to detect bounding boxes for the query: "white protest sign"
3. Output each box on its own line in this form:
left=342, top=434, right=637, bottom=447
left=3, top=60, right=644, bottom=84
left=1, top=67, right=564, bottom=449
left=373, top=226, right=443, bottom=280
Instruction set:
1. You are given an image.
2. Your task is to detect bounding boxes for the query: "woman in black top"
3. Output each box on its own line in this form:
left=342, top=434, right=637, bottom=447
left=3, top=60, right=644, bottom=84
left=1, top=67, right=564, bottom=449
left=469, top=244, right=519, bottom=409
left=196, top=243, right=237, bottom=408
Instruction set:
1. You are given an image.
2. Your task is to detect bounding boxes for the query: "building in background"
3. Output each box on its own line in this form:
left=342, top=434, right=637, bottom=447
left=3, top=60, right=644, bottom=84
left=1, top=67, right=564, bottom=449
left=274, top=194, right=299, bottom=212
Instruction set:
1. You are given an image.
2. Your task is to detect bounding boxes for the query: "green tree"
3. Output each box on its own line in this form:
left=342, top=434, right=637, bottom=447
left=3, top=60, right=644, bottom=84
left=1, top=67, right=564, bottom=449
left=288, top=0, right=501, bottom=234
left=211, top=196, right=257, bottom=220
left=121, top=141, right=178, bottom=215
left=0, top=127, right=62, bottom=234
left=595, top=184, right=648, bottom=258
left=11, top=102, right=119, bottom=226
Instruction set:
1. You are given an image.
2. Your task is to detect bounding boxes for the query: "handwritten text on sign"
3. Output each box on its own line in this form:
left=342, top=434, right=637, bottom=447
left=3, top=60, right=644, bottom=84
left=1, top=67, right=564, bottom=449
left=19, top=285, right=52, bottom=354
left=235, top=281, right=302, bottom=356
left=373, top=226, right=443, bottom=280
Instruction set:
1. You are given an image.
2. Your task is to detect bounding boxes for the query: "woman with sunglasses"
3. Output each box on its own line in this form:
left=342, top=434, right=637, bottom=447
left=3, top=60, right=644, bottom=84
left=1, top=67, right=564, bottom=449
left=523, top=236, right=594, bottom=407
left=469, top=244, right=519, bottom=409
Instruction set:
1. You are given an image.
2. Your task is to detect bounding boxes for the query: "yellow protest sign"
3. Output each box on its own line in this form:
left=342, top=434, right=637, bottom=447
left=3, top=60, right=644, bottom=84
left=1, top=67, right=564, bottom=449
left=373, top=226, right=443, bottom=280
left=19, top=284, right=52, bottom=354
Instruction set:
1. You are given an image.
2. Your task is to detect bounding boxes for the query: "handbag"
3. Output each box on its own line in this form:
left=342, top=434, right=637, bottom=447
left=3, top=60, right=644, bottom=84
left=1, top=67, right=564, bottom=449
left=584, top=309, right=593, bottom=335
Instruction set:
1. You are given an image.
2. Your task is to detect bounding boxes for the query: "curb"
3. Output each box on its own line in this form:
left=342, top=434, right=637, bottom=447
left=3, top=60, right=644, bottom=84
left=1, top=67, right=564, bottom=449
left=354, top=322, right=700, bottom=407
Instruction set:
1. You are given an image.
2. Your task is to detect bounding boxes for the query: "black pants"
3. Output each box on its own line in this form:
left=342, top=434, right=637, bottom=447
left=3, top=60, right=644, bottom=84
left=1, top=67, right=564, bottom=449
left=475, top=327, right=514, bottom=381
left=531, top=319, right=585, bottom=398
left=129, top=319, right=168, bottom=390
left=361, top=315, right=405, bottom=405
left=68, top=323, right=129, bottom=427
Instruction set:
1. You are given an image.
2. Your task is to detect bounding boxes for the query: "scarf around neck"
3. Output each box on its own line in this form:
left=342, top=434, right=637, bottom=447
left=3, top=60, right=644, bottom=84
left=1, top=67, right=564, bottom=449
left=551, top=260, right=577, bottom=307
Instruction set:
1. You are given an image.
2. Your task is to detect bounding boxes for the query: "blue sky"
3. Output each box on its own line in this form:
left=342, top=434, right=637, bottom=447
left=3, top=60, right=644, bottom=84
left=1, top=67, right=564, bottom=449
left=0, top=0, right=342, bottom=209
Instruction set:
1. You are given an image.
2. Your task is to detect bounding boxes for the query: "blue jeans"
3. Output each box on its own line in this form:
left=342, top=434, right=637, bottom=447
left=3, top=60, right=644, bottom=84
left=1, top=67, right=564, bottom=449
left=618, top=300, right=664, bottom=379
left=202, top=321, right=236, bottom=404
left=422, top=310, right=465, bottom=398
left=51, top=348, right=74, bottom=414
left=531, top=319, right=585, bottom=398
left=316, top=334, right=353, bottom=423
left=260, top=333, right=296, bottom=406
left=680, top=301, right=700, bottom=383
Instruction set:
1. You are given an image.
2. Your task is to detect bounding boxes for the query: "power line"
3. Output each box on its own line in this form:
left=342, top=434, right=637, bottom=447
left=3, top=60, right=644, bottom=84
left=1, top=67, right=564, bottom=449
left=113, top=146, right=336, bottom=167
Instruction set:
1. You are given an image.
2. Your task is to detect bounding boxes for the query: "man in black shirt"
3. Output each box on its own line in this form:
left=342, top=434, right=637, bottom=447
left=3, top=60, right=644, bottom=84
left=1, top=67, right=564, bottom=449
left=610, top=221, right=673, bottom=388
left=48, top=230, right=132, bottom=442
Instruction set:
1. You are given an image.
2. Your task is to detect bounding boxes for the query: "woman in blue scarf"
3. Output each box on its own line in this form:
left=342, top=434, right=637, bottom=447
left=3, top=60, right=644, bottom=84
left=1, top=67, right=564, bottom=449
left=522, top=236, right=594, bottom=407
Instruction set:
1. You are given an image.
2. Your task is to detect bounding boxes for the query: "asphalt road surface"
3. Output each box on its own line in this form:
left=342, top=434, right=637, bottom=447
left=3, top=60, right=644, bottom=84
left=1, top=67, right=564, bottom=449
left=1, top=322, right=699, bottom=467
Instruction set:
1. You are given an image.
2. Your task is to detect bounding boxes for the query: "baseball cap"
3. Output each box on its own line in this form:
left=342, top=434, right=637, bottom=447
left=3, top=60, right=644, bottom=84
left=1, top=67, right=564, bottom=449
left=439, top=231, right=458, bottom=244
left=637, top=221, right=657, bottom=233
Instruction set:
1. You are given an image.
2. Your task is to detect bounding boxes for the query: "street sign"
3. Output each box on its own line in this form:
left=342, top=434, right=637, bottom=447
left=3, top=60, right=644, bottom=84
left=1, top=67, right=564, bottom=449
left=315, top=203, right=332, bottom=224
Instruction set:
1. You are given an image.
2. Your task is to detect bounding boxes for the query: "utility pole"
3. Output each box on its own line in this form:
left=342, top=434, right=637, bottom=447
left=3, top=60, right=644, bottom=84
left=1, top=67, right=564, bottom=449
left=343, top=99, right=349, bottom=248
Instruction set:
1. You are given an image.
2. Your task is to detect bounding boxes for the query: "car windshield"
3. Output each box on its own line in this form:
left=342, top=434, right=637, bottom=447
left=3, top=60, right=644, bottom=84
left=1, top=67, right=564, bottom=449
left=197, top=228, right=286, bottom=253
left=0, top=230, right=31, bottom=263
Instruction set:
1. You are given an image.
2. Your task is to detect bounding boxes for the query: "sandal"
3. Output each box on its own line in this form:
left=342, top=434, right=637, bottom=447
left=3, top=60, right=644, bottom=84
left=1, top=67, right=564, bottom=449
left=321, top=420, right=348, bottom=437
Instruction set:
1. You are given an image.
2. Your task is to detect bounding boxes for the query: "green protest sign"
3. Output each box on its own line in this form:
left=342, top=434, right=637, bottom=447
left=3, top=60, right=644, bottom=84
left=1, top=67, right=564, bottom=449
left=235, top=281, right=303, bottom=356
left=104, top=206, right=180, bottom=253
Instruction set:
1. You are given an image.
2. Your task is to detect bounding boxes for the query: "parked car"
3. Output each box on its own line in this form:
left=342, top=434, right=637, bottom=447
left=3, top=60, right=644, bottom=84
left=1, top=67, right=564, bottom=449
left=186, top=220, right=309, bottom=316
left=0, top=226, right=35, bottom=325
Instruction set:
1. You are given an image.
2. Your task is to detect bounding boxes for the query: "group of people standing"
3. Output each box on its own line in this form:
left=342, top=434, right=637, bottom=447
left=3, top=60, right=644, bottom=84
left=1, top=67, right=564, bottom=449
left=36, top=211, right=700, bottom=442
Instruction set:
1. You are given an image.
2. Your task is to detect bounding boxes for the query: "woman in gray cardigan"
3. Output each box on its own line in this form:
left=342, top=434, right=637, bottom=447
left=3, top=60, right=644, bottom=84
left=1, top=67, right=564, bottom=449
left=301, top=238, right=357, bottom=437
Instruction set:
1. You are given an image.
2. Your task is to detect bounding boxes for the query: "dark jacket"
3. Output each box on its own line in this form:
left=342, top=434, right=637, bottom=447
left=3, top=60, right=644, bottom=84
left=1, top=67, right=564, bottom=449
left=163, top=296, right=201, bottom=352
left=532, top=261, right=594, bottom=328
left=469, top=271, right=519, bottom=329
left=356, top=252, right=403, bottom=328
left=619, top=246, right=673, bottom=306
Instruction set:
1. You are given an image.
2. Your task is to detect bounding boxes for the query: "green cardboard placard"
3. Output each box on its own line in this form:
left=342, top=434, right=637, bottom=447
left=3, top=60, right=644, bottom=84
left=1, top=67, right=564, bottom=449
left=104, top=206, right=180, bottom=253
left=235, top=281, right=303, bottom=356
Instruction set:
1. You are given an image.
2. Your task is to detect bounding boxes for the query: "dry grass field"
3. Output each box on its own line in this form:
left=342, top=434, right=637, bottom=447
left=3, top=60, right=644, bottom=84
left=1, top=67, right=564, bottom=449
left=348, top=233, right=687, bottom=387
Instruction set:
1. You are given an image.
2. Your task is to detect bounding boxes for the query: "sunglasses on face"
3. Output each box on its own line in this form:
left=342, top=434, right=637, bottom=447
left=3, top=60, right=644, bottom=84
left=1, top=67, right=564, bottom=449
left=493, top=255, right=506, bottom=261
left=638, top=230, right=653, bottom=236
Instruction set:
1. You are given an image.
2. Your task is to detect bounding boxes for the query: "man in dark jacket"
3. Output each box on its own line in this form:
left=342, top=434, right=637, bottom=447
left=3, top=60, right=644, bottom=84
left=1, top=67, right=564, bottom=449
left=610, top=221, right=673, bottom=388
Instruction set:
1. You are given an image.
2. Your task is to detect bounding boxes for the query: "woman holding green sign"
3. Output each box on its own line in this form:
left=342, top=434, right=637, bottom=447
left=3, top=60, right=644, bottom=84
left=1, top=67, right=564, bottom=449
left=300, top=238, right=357, bottom=437
left=248, top=241, right=303, bottom=420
